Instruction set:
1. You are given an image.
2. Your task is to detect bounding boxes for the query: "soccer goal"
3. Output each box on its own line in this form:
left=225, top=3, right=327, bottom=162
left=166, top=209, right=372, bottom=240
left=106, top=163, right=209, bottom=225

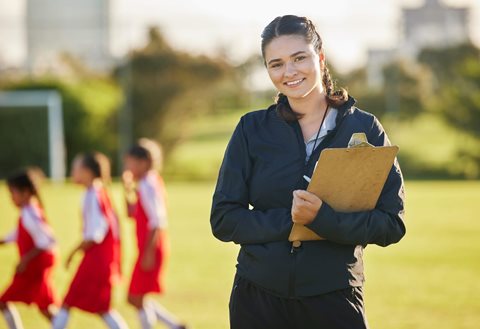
left=0, top=90, right=66, bottom=181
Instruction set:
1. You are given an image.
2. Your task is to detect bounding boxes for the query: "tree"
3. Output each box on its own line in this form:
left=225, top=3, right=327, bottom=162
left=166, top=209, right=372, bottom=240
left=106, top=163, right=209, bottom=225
left=419, top=43, right=480, bottom=178
left=419, top=43, right=480, bottom=139
left=115, top=27, right=234, bottom=158
left=344, top=61, right=431, bottom=120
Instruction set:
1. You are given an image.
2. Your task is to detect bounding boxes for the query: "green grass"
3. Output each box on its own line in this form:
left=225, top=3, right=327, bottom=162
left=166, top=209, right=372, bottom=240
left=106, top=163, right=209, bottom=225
left=363, top=181, right=480, bottom=329
left=384, top=114, right=480, bottom=179
left=0, top=180, right=479, bottom=329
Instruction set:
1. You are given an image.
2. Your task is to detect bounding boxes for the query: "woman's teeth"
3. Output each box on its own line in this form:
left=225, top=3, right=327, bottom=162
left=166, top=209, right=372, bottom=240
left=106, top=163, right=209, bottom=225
left=285, top=79, right=304, bottom=86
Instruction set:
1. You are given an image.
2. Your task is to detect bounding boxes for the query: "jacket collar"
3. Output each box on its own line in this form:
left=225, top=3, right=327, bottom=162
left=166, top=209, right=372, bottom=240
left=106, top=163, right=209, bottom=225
left=272, top=95, right=357, bottom=126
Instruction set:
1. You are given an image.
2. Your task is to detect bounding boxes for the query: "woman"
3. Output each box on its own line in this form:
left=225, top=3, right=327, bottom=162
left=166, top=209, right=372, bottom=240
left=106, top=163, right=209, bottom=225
left=210, top=15, right=406, bottom=329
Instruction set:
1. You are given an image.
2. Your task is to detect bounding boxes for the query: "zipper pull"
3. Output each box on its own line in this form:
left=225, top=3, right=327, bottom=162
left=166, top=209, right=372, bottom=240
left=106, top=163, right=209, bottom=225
left=290, top=241, right=302, bottom=253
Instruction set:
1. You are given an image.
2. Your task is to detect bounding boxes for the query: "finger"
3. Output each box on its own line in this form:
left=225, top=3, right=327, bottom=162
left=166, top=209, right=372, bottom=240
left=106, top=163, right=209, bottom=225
left=295, top=197, right=309, bottom=208
left=292, top=207, right=298, bottom=217
left=292, top=214, right=299, bottom=223
left=292, top=196, right=308, bottom=210
left=291, top=207, right=298, bottom=221
left=294, top=190, right=319, bottom=203
left=293, top=190, right=312, bottom=203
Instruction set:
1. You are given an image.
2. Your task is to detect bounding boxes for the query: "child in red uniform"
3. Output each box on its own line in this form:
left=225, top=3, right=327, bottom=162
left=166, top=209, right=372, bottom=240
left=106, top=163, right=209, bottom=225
left=0, top=169, right=57, bottom=329
left=123, top=139, right=186, bottom=329
left=52, top=153, right=128, bottom=329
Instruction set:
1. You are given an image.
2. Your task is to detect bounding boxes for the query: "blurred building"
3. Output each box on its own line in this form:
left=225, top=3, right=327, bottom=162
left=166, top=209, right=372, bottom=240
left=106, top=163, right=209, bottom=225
left=367, top=0, right=471, bottom=87
left=26, top=0, right=113, bottom=73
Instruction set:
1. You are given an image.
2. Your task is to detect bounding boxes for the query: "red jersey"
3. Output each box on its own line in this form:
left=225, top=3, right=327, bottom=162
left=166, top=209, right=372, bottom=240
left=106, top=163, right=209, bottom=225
left=63, top=184, right=121, bottom=313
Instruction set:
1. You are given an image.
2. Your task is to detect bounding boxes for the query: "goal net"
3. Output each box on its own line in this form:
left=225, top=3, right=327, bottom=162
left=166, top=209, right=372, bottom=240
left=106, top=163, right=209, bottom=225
left=0, top=90, right=66, bottom=181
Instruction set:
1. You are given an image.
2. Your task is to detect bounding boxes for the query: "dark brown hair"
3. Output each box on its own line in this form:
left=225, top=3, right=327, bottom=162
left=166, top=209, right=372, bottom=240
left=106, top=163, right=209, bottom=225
left=126, top=138, right=163, bottom=171
left=77, top=152, right=111, bottom=183
left=261, top=15, right=348, bottom=121
left=7, top=168, right=44, bottom=208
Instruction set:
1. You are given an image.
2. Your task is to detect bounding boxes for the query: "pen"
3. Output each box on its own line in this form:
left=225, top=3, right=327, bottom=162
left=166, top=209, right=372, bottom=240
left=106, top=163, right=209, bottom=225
left=303, top=175, right=311, bottom=183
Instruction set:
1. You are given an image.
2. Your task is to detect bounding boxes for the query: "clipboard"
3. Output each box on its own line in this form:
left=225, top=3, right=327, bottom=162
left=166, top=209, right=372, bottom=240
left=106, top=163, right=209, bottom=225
left=288, top=133, right=399, bottom=242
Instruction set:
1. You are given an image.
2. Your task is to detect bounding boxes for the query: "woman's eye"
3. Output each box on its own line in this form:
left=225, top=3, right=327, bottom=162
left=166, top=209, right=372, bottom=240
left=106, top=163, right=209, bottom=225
left=294, top=56, right=306, bottom=62
left=270, top=63, right=283, bottom=69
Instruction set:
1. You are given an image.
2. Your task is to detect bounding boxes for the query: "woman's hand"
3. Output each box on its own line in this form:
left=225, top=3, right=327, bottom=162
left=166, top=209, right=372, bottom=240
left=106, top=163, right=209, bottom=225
left=291, top=190, right=323, bottom=225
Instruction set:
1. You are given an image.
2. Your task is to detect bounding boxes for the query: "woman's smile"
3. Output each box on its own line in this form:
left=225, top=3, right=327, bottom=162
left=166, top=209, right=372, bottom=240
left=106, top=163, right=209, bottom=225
left=284, top=78, right=305, bottom=87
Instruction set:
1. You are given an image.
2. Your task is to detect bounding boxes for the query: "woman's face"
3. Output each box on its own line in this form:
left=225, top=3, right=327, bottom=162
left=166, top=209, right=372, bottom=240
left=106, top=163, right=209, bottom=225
left=264, top=34, right=324, bottom=100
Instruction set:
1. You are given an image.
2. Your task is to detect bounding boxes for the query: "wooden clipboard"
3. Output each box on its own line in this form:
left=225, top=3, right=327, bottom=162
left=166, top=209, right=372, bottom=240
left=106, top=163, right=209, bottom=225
left=288, top=135, right=399, bottom=242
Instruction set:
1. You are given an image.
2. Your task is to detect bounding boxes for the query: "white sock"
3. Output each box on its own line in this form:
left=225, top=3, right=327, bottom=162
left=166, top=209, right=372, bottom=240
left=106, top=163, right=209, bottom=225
left=102, top=310, right=129, bottom=329
left=138, top=308, right=154, bottom=329
left=147, top=300, right=182, bottom=329
left=2, top=305, right=24, bottom=329
left=52, top=308, right=69, bottom=329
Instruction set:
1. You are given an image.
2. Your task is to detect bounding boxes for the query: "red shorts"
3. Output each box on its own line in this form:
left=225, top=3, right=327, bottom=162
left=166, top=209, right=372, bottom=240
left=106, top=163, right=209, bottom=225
left=0, top=252, right=57, bottom=310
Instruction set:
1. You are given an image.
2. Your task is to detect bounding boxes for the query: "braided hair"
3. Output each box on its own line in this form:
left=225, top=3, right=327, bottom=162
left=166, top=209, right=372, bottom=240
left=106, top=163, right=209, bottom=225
left=261, top=15, right=348, bottom=121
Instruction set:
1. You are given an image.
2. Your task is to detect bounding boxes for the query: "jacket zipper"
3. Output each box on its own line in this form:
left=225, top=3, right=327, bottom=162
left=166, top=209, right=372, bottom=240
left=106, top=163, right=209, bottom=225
left=288, top=245, right=299, bottom=297
left=286, top=109, right=348, bottom=298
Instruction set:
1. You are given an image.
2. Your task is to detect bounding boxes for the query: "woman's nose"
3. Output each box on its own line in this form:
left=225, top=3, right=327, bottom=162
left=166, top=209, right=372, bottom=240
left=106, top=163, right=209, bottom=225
left=284, top=61, right=297, bottom=78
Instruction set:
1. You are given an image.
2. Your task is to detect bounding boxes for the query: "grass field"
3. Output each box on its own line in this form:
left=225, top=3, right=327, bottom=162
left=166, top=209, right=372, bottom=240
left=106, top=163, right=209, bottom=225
left=0, top=180, right=479, bottom=329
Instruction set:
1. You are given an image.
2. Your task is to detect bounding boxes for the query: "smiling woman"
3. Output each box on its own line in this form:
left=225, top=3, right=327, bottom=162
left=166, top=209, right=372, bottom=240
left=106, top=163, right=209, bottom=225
left=261, top=15, right=348, bottom=123
left=210, top=14, right=406, bottom=329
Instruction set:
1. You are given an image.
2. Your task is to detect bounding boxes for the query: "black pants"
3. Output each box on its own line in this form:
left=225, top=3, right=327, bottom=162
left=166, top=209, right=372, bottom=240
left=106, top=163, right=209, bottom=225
left=229, top=275, right=369, bottom=329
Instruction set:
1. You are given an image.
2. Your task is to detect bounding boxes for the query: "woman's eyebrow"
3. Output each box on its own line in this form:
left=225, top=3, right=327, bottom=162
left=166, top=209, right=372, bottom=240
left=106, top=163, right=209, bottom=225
left=267, top=51, right=308, bottom=66
left=290, top=51, right=307, bottom=58
left=267, top=58, right=282, bottom=66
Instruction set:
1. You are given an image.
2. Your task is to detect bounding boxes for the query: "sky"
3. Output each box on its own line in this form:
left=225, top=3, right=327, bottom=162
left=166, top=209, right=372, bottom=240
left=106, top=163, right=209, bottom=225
left=0, top=0, right=479, bottom=72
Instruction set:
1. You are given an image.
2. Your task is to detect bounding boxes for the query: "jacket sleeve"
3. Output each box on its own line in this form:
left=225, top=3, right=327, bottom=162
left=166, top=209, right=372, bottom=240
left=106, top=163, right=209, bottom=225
left=210, top=117, right=293, bottom=245
left=305, top=116, right=406, bottom=247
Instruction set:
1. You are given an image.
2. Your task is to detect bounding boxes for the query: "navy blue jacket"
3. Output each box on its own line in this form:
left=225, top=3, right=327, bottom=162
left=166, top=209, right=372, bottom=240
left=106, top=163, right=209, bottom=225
left=210, top=97, right=406, bottom=298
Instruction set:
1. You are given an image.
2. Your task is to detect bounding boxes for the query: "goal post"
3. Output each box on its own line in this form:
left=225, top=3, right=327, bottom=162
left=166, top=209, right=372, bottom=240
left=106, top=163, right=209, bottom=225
left=0, top=90, right=66, bottom=181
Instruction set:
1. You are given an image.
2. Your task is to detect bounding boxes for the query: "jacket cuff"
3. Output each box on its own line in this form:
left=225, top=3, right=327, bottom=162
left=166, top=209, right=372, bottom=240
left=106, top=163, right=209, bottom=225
left=305, top=201, right=336, bottom=237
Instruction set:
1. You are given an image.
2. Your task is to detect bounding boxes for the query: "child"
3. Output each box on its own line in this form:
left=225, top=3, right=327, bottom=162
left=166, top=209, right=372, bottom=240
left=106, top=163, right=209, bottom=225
left=123, top=139, right=186, bottom=329
left=0, top=169, right=57, bottom=329
left=52, top=152, right=128, bottom=329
